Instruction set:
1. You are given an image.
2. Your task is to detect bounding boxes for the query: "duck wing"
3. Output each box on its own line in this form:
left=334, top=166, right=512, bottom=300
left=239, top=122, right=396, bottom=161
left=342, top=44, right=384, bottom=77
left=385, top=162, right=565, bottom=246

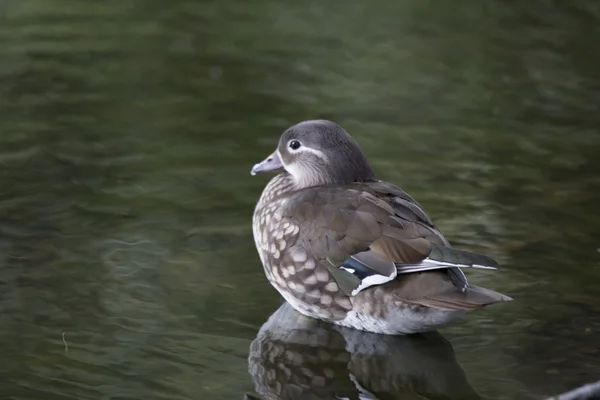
left=283, top=182, right=501, bottom=298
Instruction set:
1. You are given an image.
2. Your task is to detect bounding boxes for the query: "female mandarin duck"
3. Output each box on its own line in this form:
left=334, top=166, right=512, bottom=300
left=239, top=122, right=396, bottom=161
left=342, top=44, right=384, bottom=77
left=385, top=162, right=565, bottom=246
left=251, top=120, right=511, bottom=335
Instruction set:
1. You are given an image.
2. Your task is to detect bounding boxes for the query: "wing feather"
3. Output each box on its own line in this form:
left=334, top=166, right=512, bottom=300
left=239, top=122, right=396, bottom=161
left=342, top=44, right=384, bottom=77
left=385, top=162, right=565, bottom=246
left=283, top=182, right=500, bottom=296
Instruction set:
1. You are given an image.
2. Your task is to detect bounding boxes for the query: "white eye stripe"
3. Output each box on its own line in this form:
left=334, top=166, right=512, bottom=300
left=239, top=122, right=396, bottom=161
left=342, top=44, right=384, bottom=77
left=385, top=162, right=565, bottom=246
left=291, top=145, right=329, bottom=161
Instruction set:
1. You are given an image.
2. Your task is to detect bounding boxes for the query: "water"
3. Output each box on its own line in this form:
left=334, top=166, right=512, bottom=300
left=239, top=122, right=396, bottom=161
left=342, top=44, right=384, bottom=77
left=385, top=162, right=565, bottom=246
left=0, top=1, right=599, bottom=399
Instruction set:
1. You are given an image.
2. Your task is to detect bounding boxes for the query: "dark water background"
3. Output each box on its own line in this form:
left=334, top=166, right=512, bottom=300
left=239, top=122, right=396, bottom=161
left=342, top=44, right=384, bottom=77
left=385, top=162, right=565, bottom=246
left=1, top=1, right=599, bottom=399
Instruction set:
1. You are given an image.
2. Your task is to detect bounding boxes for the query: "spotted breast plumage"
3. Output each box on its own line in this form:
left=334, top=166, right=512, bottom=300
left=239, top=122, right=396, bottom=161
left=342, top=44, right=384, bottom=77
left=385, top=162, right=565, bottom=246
left=251, top=120, right=511, bottom=335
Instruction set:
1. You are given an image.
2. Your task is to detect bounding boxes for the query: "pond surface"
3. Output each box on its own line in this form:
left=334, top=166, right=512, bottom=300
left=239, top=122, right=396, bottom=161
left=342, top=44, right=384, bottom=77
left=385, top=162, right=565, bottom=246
left=1, top=1, right=599, bottom=399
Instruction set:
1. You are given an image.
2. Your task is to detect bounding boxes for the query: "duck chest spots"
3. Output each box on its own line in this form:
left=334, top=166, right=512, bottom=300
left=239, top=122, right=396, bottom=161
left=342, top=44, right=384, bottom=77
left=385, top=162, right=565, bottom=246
left=291, top=248, right=308, bottom=263
left=260, top=229, right=269, bottom=246
left=315, top=268, right=329, bottom=282
left=293, top=282, right=306, bottom=294
left=320, top=295, right=333, bottom=306
left=270, top=267, right=280, bottom=280
left=324, top=282, right=338, bottom=292
left=336, top=297, right=352, bottom=309
left=283, top=224, right=296, bottom=235
left=285, top=265, right=296, bottom=276
left=302, top=258, right=316, bottom=270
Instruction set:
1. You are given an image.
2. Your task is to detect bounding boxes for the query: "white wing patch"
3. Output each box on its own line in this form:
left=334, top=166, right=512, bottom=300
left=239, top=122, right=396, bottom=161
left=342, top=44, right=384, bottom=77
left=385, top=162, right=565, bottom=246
left=339, top=253, right=397, bottom=296
left=350, top=273, right=395, bottom=296
left=347, top=254, right=397, bottom=296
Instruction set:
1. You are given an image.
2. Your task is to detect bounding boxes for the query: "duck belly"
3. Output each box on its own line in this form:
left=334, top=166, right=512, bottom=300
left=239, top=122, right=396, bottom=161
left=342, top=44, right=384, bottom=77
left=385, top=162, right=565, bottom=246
left=331, top=304, right=464, bottom=335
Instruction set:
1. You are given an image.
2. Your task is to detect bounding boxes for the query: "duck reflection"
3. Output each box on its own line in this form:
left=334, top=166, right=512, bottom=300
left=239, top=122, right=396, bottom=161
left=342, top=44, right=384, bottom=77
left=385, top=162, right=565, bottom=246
left=247, top=303, right=480, bottom=400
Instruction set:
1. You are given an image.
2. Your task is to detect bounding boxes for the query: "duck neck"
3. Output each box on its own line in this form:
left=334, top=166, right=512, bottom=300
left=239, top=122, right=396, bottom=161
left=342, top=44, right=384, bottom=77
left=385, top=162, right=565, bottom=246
left=257, top=173, right=296, bottom=206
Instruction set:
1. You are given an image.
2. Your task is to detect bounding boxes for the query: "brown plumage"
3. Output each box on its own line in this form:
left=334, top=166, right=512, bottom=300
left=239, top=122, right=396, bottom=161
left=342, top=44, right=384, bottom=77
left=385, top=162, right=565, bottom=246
left=251, top=120, right=511, bottom=334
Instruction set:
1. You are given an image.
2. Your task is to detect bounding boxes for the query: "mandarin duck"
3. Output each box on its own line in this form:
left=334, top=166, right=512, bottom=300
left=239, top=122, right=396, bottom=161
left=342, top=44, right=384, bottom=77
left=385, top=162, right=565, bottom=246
left=251, top=120, right=511, bottom=335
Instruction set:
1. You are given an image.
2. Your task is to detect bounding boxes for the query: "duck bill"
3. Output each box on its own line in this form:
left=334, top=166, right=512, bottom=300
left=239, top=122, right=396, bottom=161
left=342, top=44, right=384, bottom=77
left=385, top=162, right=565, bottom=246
left=251, top=151, right=284, bottom=175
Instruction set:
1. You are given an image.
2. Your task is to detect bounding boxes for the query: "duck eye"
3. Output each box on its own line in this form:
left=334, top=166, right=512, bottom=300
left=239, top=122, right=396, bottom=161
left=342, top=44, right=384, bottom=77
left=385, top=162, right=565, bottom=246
left=289, top=140, right=301, bottom=150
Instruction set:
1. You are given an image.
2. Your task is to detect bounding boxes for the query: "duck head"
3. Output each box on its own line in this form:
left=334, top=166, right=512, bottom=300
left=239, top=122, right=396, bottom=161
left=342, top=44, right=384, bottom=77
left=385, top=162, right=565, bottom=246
left=251, top=120, right=376, bottom=188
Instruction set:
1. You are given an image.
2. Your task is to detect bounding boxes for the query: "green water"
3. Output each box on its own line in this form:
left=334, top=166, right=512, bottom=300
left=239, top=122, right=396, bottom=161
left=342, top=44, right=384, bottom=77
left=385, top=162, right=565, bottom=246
left=1, top=1, right=599, bottom=399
